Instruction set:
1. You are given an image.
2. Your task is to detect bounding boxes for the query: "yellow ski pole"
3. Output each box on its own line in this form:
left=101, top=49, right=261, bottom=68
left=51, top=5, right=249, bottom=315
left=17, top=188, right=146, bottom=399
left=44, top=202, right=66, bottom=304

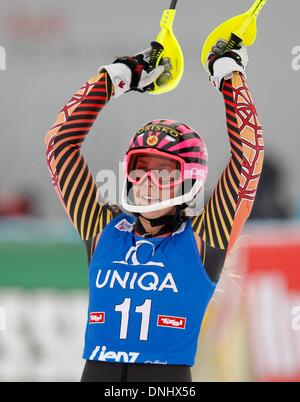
left=201, top=0, right=268, bottom=67
left=148, top=0, right=184, bottom=95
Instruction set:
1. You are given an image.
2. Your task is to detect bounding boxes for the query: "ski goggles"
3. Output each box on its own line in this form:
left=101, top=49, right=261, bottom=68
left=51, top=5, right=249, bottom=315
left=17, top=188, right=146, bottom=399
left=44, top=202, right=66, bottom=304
left=125, top=149, right=185, bottom=189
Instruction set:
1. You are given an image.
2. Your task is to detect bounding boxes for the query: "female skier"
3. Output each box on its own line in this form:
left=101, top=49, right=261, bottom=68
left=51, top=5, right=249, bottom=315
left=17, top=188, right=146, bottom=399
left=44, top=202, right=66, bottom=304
left=45, top=41, right=264, bottom=382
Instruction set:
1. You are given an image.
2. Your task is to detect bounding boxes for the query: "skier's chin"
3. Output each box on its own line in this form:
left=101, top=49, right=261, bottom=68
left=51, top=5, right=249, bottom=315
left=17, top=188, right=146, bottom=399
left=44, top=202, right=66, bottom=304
left=140, top=206, right=177, bottom=221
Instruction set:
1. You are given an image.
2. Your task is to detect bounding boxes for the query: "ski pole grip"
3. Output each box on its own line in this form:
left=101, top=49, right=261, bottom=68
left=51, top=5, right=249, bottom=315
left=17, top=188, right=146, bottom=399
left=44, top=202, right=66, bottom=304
left=225, top=33, right=243, bottom=51
left=149, top=41, right=164, bottom=71
left=170, top=0, right=178, bottom=9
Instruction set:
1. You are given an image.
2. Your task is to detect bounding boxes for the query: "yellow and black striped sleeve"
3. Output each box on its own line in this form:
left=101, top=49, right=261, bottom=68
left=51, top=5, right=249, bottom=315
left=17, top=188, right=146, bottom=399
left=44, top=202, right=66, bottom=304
left=45, top=71, right=122, bottom=244
left=192, top=72, right=264, bottom=279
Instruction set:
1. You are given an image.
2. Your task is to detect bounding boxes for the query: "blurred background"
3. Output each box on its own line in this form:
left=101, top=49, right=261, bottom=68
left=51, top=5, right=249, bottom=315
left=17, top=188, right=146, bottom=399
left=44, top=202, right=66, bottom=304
left=0, top=0, right=299, bottom=381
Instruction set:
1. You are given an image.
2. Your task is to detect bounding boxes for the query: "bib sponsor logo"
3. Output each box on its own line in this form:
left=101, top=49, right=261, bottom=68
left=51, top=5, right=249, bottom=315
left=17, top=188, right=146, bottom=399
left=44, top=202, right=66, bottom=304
left=157, top=315, right=186, bottom=329
left=113, top=240, right=165, bottom=267
left=89, top=312, right=105, bottom=324
left=96, top=270, right=178, bottom=293
left=89, top=345, right=140, bottom=363
left=115, top=219, right=134, bottom=233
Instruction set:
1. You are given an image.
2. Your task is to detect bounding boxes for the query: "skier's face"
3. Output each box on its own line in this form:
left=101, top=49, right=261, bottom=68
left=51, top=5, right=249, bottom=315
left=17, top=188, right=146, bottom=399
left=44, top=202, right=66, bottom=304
left=132, top=155, right=182, bottom=207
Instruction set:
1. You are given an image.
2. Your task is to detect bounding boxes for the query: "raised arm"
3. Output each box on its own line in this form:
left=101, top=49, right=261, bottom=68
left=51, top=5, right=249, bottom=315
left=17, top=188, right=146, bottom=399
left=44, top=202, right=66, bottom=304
left=45, top=71, right=122, bottom=243
left=192, top=44, right=264, bottom=282
left=45, top=49, right=170, bottom=258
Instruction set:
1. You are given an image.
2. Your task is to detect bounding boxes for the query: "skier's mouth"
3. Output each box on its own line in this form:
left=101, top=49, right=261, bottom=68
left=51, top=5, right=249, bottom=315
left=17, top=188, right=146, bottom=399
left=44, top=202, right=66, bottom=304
left=140, top=195, right=160, bottom=204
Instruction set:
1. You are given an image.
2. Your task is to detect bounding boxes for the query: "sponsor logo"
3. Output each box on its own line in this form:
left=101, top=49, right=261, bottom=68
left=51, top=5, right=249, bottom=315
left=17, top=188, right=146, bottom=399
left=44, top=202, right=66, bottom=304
left=115, top=219, right=134, bottom=233
left=137, top=125, right=180, bottom=138
left=113, top=240, right=165, bottom=267
left=144, top=360, right=168, bottom=365
left=89, top=345, right=140, bottom=363
left=147, top=135, right=159, bottom=146
left=96, top=270, right=178, bottom=293
left=89, top=312, right=105, bottom=324
left=157, top=315, right=186, bottom=329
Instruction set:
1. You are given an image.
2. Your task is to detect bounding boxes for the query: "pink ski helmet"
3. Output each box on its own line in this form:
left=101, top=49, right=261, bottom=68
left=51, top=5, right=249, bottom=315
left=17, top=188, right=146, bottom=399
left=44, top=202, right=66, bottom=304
left=121, top=119, right=208, bottom=213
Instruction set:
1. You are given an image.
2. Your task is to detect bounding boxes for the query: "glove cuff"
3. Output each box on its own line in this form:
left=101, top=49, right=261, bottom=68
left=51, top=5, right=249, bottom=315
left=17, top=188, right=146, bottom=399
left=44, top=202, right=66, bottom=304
left=98, top=63, right=132, bottom=98
left=210, top=57, right=247, bottom=90
left=113, top=56, right=146, bottom=90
